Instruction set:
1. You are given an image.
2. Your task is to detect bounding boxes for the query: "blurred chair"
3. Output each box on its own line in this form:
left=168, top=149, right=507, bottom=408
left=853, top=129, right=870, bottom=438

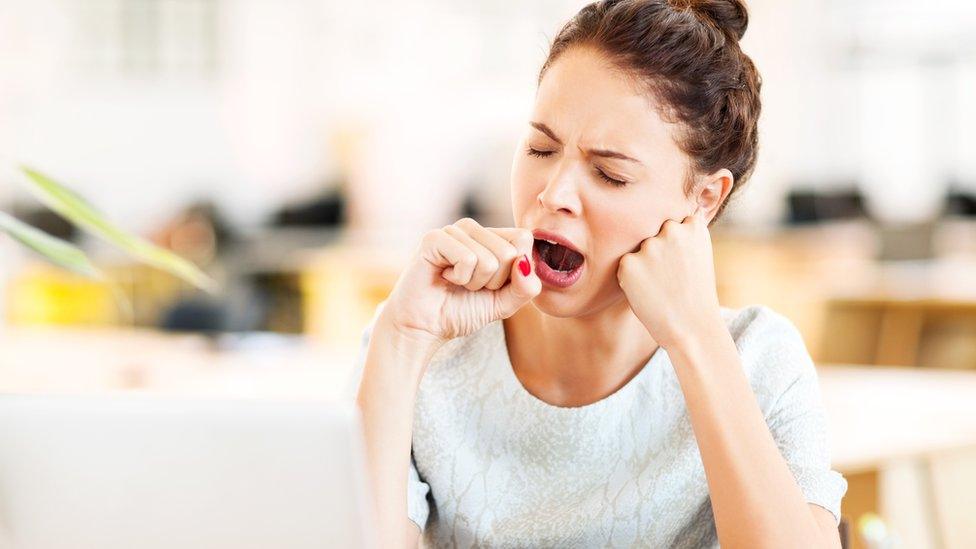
left=270, top=182, right=346, bottom=228
left=786, top=188, right=866, bottom=225
left=158, top=296, right=228, bottom=333
left=945, top=188, right=976, bottom=218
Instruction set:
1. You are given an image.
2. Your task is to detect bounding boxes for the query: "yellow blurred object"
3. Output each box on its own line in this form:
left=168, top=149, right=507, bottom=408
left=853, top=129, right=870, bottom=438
left=301, top=244, right=407, bottom=346
left=857, top=512, right=893, bottom=549
left=6, top=263, right=118, bottom=326
left=5, top=261, right=194, bottom=328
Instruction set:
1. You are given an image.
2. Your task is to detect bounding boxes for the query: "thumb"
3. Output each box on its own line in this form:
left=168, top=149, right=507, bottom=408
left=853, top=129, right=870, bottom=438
left=493, top=253, right=541, bottom=320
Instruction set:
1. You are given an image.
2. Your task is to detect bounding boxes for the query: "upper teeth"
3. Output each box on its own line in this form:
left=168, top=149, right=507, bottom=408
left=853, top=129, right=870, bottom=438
left=545, top=239, right=558, bottom=245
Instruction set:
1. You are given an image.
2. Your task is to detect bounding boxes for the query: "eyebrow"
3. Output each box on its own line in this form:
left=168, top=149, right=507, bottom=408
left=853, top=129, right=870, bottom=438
left=530, top=121, right=643, bottom=164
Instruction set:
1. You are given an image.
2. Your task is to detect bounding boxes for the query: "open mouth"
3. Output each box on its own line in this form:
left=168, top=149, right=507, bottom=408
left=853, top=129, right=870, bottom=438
left=534, top=239, right=585, bottom=272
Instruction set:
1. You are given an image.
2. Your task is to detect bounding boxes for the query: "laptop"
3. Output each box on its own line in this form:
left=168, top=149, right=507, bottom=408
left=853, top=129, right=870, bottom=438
left=0, top=394, right=375, bottom=549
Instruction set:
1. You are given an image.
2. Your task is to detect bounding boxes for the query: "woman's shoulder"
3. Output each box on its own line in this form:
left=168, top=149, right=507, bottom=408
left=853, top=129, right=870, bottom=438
left=718, top=304, right=818, bottom=397
left=720, top=304, right=806, bottom=349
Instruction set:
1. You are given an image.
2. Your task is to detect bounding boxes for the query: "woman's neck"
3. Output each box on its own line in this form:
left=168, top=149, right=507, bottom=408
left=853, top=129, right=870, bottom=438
left=503, top=299, right=660, bottom=407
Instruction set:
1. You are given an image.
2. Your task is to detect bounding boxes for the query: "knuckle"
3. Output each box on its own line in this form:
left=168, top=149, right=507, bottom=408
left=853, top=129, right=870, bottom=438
left=499, top=244, right=518, bottom=263
left=422, top=229, right=441, bottom=245
left=456, top=217, right=478, bottom=229
left=481, top=256, right=499, bottom=273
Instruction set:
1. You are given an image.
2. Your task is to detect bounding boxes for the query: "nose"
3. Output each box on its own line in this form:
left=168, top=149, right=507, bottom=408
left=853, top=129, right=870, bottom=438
left=538, top=162, right=582, bottom=217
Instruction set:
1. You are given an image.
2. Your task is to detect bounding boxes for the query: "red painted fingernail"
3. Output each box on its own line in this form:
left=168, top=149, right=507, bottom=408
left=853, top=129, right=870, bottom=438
left=518, top=255, right=531, bottom=276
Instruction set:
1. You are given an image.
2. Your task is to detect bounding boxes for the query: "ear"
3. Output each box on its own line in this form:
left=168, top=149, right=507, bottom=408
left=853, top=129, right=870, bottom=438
left=692, top=168, right=734, bottom=223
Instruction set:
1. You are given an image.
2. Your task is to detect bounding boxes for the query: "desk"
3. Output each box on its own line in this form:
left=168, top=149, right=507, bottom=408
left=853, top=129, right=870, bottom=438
left=820, top=365, right=976, bottom=472
left=4, top=329, right=976, bottom=460
left=820, top=365, right=976, bottom=549
left=0, top=327, right=360, bottom=401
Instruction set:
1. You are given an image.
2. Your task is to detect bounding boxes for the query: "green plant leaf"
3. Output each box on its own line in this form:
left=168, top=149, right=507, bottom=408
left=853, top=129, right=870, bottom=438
left=0, top=210, right=102, bottom=278
left=18, top=166, right=218, bottom=294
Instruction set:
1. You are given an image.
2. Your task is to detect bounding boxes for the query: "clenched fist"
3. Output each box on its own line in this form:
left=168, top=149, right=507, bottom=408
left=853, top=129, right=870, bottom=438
left=380, top=217, right=543, bottom=348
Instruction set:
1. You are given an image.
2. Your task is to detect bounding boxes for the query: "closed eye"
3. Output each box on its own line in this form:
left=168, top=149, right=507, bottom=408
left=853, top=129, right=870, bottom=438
left=526, top=147, right=554, bottom=158
left=595, top=167, right=628, bottom=187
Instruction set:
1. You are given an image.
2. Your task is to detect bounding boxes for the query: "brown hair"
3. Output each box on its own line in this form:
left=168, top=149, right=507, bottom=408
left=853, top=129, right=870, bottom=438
left=539, top=0, right=762, bottom=220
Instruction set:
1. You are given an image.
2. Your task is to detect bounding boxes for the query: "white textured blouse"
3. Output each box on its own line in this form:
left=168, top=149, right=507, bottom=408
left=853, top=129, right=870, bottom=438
left=349, top=302, right=847, bottom=548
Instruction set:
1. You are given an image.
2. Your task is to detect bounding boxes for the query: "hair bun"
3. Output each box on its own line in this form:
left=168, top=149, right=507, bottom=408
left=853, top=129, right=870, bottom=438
left=672, top=0, right=749, bottom=41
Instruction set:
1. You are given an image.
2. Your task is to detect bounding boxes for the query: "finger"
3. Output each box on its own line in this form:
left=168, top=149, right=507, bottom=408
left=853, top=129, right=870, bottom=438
left=486, top=227, right=535, bottom=252
left=485, top=227, right=535, bottom=286
left=493, top=253, right=541, bottom=320
left=426, top=230, right=477, bottom=286
left=460, top=225, right=522, bottom=290
left=655, top=217, right=679, bottom=238
left=629, top=239, right=645, bottom=255
left=444, top=224, right=498, bottom=291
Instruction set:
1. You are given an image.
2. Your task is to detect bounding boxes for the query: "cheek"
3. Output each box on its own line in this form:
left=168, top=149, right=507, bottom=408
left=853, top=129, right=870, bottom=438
left=510, top=154, right=542, bottom=215
left=591, top=198, right=668, bottom=258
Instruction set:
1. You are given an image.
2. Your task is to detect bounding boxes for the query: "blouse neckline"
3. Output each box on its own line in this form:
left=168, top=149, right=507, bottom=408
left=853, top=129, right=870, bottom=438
left=492, top=319, right=667, bottom=416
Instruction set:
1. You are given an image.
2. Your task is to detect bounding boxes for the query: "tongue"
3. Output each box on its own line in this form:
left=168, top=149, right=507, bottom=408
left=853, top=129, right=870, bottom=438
left=546, top=243, right=582, bottom=271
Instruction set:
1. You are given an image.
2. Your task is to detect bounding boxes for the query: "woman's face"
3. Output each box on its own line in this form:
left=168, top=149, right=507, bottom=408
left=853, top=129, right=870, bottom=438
left=510, top=46, right=698, bottom=318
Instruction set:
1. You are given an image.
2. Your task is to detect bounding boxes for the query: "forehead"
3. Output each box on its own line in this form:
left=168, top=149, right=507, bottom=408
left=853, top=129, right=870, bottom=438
left=533, top=47, right=682, bottom=153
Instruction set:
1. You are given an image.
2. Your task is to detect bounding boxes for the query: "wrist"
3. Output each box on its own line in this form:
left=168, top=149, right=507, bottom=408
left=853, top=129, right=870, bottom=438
left=372, top=314, right=444, bottom=370
left=663, top=309, right=729, bottom=356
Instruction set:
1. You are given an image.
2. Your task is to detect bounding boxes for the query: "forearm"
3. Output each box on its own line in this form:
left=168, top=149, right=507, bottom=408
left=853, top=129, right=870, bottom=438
left=356, top=317, right=440, bottom=548
left=667, top=319, right=832, bottom=549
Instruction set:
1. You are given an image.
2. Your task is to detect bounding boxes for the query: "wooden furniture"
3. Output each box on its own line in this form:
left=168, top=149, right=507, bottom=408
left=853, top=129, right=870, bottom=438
left=711, top=221, right=879, bottom=363
left=820, top=260, right=976, bottom=368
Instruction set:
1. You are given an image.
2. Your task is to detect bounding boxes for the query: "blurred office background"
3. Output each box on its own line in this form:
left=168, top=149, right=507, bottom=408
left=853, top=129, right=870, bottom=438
left=1, top=0, right=975, bottom=547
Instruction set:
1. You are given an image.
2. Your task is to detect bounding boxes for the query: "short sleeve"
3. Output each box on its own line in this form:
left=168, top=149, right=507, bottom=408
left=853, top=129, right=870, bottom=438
left=736, top=307, right=849, bottom=525
left=345, top=300, right=432, bottom=532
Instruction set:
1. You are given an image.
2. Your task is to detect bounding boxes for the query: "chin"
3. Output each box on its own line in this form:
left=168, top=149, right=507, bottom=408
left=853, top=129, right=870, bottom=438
left=529, top=281, right=629, bottom=320
left=526, top=288, right=590, bottom=318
